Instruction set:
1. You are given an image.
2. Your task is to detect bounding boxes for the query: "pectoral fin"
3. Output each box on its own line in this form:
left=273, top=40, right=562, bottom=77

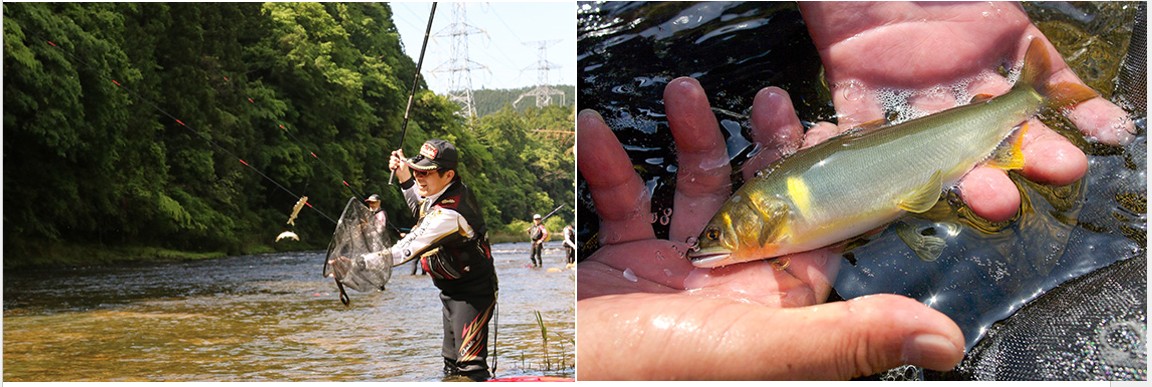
left=894, top=221, right=946, bottom=262
left=897, top=171, right=943, bottom=213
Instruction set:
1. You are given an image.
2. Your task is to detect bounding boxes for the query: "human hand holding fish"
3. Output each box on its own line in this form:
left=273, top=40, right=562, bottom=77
left=799, top=1, right=1135, bottom=223
left=576, top=77, right=964, bottom=380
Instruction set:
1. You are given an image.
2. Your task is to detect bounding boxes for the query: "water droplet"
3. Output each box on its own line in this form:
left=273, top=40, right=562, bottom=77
left=838, top=80, right=867, bottom=102
left=623, top=267, right=638, bottom=282
left=685, top=236, right=699, bottom=247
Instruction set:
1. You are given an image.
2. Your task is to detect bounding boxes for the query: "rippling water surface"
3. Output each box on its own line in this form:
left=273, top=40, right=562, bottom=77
left=4, top=242, right=575, bottom=381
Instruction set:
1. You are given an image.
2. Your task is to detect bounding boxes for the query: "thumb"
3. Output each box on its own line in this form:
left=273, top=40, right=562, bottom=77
left=577, top=292, right=964, bottom=380
left=768, top=294, right=966, bottom=379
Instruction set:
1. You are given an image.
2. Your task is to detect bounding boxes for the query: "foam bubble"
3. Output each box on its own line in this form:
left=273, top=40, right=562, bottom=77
left=870, top=69, right=1019, bottom=125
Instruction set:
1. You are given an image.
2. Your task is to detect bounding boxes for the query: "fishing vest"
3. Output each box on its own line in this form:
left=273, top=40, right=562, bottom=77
left=415, top=181, right=496, bottom=295
left=530, top=224, right=545, bottom=241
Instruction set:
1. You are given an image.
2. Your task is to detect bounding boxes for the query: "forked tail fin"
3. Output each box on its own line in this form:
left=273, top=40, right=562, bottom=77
left=1018, top=37, right=1099, bottom=109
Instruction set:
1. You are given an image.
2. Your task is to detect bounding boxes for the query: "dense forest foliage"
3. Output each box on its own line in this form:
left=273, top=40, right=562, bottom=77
left=3, top=3, right=574, bottom=268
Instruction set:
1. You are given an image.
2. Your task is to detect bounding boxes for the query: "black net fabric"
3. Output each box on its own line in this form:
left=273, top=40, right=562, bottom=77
left=929, top=256, right=1147, bottom=380
left=323, top=197, right=392, bottom=292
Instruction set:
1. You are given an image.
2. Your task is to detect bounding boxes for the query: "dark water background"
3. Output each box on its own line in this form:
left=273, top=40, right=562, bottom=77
left=577, top=0, right=1145, bottom=352
left=3, top=241, right=575, bottom=381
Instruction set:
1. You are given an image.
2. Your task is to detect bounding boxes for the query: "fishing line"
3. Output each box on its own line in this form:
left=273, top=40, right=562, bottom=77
left=273, top=121, right=369, bottom=202
left=30, top=31, right=339, bottom=225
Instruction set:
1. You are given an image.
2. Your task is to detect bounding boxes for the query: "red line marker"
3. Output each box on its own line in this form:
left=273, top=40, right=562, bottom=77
left=175, top=119, right=186, bottom=127
left=111, top=79, right=122, bottom=87
left=47, top=41, right=57, bottom=47
left=239, top=159, right=250, bottom=166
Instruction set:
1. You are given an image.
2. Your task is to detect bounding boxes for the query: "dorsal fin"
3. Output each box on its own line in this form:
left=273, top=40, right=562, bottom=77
left=969, top=93, right=996, bottom=104
left=841, top=118, right=888, bottom=137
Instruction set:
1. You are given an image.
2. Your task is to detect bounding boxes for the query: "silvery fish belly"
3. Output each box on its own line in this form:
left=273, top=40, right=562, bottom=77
left=688, top=38, right=1098, bottom=268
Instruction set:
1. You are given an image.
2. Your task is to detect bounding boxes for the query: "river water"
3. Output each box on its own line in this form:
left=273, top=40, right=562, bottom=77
left=3, top=241, right=575, bottom=382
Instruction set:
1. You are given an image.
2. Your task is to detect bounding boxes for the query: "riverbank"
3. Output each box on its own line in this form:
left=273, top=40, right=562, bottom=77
left=3, top=232, right=561, bottom=270
left=2, top=240, right=261, bottom=270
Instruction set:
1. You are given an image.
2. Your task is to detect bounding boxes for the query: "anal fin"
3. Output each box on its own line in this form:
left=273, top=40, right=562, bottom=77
left=986, top=121, right=1028, bottom=170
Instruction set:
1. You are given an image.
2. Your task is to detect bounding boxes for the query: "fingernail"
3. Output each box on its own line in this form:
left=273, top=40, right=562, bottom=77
left=577, top=109, right=602, bottom=121
left=901, top=334, right=962, bottom=370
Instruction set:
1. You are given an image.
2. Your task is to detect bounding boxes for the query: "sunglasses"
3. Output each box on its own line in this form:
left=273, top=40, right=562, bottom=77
left=413, top=169, right=440, bottom=178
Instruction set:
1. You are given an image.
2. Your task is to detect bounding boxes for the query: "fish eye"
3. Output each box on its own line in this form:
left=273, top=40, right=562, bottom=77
left=705, top=228, right=720, bottom=241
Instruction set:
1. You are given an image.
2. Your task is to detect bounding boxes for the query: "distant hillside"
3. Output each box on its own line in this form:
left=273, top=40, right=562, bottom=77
left=471, top=85, right=575, bottom=117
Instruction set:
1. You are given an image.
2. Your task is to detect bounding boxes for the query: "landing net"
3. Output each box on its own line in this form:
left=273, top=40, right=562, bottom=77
left=324, top=198, right=392, bottom=302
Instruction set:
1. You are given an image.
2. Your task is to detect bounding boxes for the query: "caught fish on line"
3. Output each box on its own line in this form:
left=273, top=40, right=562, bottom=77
left=689, top=38, right=1099, bottom=268
left=275, top=231, right=300, bottom=242
left=286, top=196, right=308, bottom=226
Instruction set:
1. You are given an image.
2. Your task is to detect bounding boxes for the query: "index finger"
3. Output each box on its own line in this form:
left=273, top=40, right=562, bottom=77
left=577, top=109, right=656, bottom=245
left=665, top=77, right=733, bottom=243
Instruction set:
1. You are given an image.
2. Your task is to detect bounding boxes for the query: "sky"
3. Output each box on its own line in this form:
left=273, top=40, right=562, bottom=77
left=389, top=2, right=577, bottom=94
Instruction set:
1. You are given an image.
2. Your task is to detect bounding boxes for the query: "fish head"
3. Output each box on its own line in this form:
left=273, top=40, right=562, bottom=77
left=689, top=192, right=791, bottom=268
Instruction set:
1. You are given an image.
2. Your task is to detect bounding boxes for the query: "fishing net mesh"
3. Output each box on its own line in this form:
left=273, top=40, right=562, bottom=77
left=947, top=256, right=1146, bottom=380
left=883, top=255, right=1148, bottom=381
left=324, top=197, right=392, bottom=292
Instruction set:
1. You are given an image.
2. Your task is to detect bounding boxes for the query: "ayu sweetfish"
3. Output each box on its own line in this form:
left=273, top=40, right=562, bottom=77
left=688, top=38, right=1099, bottom=268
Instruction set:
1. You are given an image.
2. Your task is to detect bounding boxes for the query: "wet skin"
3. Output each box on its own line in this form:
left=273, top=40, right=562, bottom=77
left=577, top=3, right=1132, bottom=380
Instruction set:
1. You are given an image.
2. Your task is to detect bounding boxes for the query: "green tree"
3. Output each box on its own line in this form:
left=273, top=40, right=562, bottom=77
left=2, top=2, right=573, bottom=267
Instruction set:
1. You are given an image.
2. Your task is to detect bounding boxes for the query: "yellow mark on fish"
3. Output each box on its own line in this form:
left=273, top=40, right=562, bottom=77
left=786, top=176, right=812, bottom=218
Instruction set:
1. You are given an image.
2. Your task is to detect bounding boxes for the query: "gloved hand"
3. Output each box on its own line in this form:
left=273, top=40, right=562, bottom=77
left=327, top=255, right=355, bottom=280
left=359, top=250, right=394, bottom=268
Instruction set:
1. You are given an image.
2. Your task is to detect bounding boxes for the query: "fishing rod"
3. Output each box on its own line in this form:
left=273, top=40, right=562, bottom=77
left=539, top=204, right=567, bottom=222
left=523, top=204, right=567, bottom=233
left=31, top=32, right=339, bottom=225
left=388, top=2, right=437, bottom=185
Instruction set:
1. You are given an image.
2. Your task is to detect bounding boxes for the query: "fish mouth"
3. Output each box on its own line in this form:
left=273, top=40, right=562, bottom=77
left=687, top=249, right=733, bottom=268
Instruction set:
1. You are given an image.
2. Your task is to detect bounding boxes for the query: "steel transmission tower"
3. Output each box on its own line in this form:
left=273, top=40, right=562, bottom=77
left=433, top=3, right=488, bottom=123
left=514, top=39, right=566, bottom=108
